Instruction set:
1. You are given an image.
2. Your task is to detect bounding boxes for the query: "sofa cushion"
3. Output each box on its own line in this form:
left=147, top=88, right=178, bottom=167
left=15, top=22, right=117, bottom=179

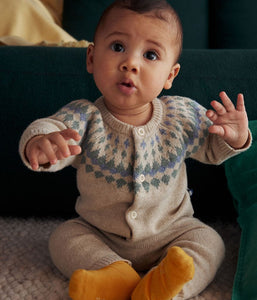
left=209, top=0, right=257, bottom=48
left=224, top=120, right=257, bottom=299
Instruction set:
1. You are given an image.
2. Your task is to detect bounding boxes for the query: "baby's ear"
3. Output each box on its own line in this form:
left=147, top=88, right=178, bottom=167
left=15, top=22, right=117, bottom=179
left=164, top=63, right=180, bottom=90
left=86, top=44, right=94, bottom=74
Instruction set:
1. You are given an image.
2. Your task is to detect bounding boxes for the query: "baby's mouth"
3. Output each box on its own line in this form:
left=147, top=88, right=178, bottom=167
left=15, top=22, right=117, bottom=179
left=122, top=82, right=132, bottom=87
left=118, top=79, right=136, bottom=95
left=121, top=79, right=135, bottom=88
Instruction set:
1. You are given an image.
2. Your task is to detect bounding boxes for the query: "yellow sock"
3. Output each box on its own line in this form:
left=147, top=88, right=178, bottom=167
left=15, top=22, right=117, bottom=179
left=131, top=246, right=195, bottom=300
left=69, top=261, right=141, bottom=300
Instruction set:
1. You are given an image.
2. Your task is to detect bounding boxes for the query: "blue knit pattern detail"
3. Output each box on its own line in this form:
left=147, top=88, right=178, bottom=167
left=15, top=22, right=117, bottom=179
left=53, top=97, right=211, bottom=194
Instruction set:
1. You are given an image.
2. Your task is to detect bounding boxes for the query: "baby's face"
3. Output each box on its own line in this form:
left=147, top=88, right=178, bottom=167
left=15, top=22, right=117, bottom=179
left=87, top=7, right=180, bottom=116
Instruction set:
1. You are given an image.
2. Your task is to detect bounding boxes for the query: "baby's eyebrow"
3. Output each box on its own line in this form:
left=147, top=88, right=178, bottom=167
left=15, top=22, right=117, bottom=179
left=146, top=39, right=166, bottom=53
left=105, top=31, right=129, bottom=40
left=104, top=31, right=167, bottom=54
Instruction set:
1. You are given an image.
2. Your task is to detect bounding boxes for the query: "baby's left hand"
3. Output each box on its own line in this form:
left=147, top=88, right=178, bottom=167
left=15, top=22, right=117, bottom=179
left=206, top=91, right=249, bottom=149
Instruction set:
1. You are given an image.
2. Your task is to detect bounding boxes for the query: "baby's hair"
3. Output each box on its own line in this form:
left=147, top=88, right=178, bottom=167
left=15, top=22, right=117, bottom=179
left=94, top=0, right=183, bottom=62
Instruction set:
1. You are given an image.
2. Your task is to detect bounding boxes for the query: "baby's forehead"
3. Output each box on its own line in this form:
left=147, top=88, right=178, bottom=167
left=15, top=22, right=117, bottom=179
left=96, top=7, right=178, bottom=40
left=105, top=6, right=175, bottom=25
left=94, top=5, right=182, bottom=61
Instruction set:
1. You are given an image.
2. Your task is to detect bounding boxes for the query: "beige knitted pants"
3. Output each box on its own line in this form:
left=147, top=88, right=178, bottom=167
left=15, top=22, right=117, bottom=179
left=49, top=216, right=224, bottom=299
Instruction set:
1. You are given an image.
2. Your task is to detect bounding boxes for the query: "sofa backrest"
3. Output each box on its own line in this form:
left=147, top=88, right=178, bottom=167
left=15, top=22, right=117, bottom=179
left=63, top=0, right=257, bottom=49
left=209, top=0, right=257, bottom=49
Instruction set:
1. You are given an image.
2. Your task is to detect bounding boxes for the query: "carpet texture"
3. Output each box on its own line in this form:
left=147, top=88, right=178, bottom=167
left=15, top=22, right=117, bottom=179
left=0, top=217, right=240, bottom=299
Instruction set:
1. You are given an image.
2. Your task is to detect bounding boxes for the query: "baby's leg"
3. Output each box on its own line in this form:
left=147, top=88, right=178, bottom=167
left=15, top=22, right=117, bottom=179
left=132, top=218, right=225, bottom=300
left=171, top=220, right=225, bottom=299
left=49, top=218, right=140, bottom=300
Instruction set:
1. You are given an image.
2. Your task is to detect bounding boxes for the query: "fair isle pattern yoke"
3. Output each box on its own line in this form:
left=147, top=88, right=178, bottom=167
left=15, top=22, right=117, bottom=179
left=19, top=95, right=245, bottom=240
left=52, top=96, right=211, bottom=194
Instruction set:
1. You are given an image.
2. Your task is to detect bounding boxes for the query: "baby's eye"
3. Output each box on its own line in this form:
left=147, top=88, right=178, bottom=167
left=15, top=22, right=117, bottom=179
left=144, top=51, right=158, bottom=61
left=111, top=42, right=125, bottom=52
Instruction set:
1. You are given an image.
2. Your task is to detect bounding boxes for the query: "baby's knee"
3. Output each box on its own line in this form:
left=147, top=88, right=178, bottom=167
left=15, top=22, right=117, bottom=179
left=206, top=226, right=225, bottom=267
left=48, top=220, right=78, bottom=277
left=48, top=222, right=65, bottom=257
left=192, top=225, right=225, bottom=292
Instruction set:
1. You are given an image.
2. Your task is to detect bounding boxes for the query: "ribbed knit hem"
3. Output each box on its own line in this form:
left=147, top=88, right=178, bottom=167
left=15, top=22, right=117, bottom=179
left=18, top=118, right=73, bottom=172
left=94, top=96, right=163, bottom=137
left=214, top=128, right=252, bottom=165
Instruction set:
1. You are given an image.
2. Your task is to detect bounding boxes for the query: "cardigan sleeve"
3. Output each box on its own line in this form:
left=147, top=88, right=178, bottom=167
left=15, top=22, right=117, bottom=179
left=160, top=95, right=252, bottom=166
left=180, top=97, right=252, bottom=165
left=19, top=99, right=99, bottom=172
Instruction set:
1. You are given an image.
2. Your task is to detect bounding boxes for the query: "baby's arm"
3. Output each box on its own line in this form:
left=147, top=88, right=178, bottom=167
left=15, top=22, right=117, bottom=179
left=25, top=128, right=81, bottom=170
left=206, top=91, right=250, bottom=149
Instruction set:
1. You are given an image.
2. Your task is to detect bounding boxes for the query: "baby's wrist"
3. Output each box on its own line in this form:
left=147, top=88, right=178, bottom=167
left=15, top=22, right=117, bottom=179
left=228, top=130, right=250, bottom=150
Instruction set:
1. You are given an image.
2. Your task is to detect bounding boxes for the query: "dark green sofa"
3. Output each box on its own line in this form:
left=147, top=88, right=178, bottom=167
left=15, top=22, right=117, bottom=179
left=1, top=0, right=257, bottom=299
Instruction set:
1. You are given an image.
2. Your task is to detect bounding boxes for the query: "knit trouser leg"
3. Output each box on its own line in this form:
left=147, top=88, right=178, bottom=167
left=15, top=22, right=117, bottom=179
left=48, top=218, right=129, bottom=278
left=168, top=220, right=225, bottom=299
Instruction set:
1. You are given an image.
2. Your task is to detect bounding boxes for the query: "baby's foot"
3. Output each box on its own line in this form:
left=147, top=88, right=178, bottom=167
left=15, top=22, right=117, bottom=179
left=131, top=246, right=195, bottom=300
left=69, top=261, right=140, bottom=300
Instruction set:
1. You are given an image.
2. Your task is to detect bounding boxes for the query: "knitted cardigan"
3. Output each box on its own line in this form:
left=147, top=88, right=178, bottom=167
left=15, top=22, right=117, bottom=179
left=19, top=96, right=249, bottom=242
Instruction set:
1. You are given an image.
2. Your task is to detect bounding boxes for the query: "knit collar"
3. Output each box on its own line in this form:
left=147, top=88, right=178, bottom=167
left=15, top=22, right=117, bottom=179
left=94, top=96, right=163, bottom=136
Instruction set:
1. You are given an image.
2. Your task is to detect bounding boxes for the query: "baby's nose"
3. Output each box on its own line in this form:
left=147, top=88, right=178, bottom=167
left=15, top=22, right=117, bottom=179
left=120, top=56, right=139, bottom=73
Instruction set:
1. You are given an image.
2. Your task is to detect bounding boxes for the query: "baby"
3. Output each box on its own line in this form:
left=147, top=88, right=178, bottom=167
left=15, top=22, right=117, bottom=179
left=19, top=0, right=251, bottom=299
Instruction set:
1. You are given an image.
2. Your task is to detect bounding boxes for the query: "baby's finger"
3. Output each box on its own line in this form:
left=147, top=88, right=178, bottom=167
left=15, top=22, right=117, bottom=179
left=206, top=109, right=218, bottom=122
left=28, top=153, right=40, bottom=170
left=219, top=91, right=235, bottom=112
left=49, top=132, right=71, bottom=158
left=54, top=145, right=81, bottom=160
left=236, top=93, right=246, bottom=112
left=208, top=124, right=225, bottom=137
left=60, top=128, right=81, bottom=142
left=210, top=100, right=227, bottom=116
left=40, top=138, right=58, bottom=165
left=69, top=145, right=82, bottom=156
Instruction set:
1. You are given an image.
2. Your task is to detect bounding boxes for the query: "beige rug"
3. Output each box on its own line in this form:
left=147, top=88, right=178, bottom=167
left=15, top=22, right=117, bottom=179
left=0, top=217, right=240, bottom=299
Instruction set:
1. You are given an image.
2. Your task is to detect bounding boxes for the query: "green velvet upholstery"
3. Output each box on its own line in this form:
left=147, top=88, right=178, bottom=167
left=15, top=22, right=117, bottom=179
left=1, top=47, right=257, bottom=217
left=210, top=0, right=257, bottom=49
left=224, top=121, right=257, bottom=299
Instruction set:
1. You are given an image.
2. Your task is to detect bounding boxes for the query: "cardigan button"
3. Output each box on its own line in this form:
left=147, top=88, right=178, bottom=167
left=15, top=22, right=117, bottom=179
left=139, top=174, right=145, bottom=182
left=130, top=211, right=138, bottom=219
left=137, top=128, right=145, bottom=136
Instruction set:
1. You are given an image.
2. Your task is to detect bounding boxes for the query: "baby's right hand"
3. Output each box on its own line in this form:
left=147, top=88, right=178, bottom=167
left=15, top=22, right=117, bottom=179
left=25, top=128, right=82, bottom=170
